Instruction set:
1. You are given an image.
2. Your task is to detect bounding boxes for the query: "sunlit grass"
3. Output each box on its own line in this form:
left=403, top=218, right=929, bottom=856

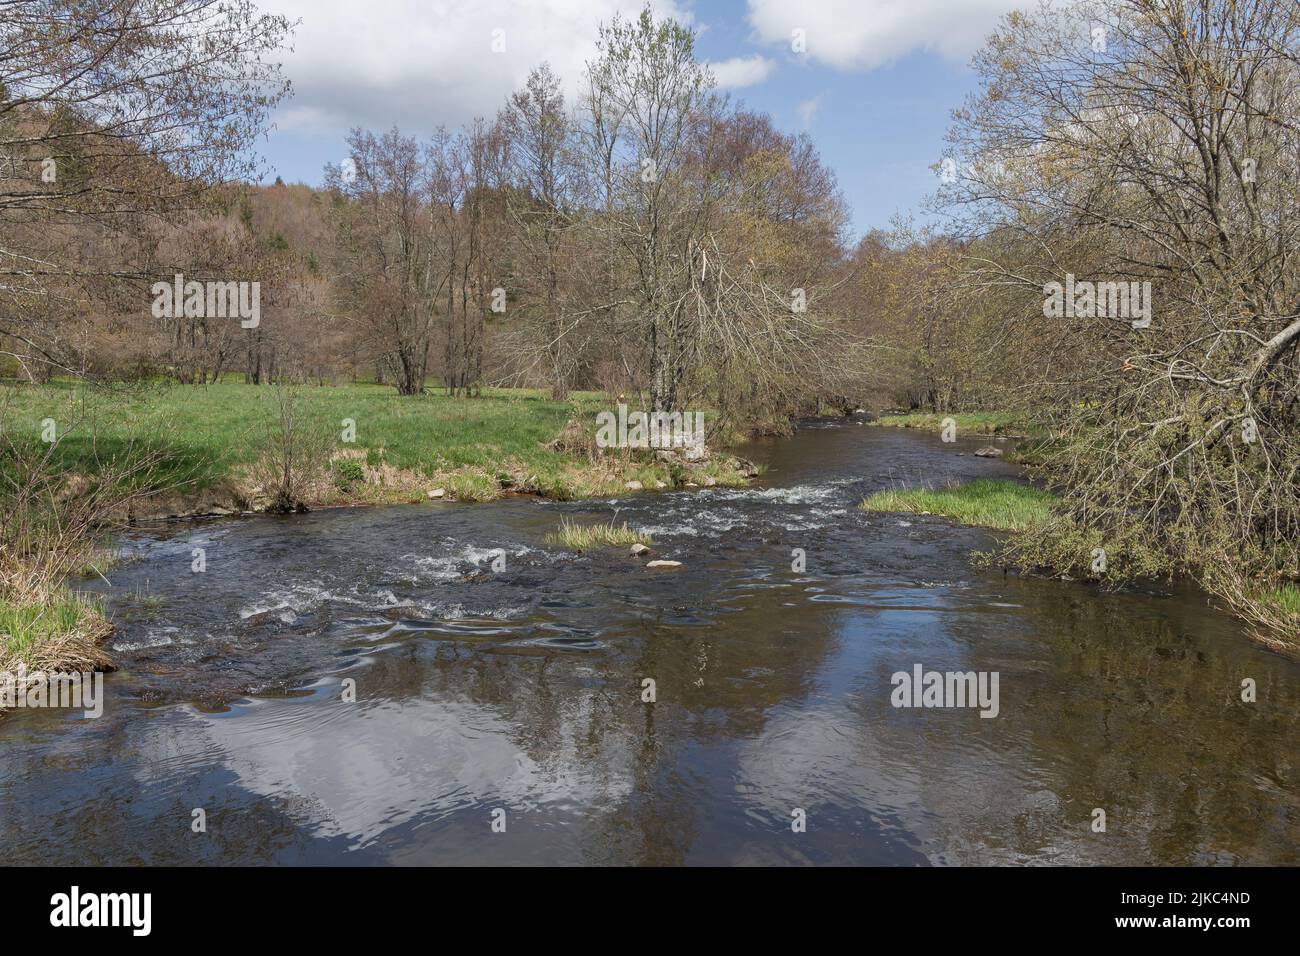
left=2, top=381, right=752, bottom=506
left=546, top=517, right=653, bottom=551
left=860, top=479, right=1057, bottom=532
left=1255, top=584, right=1300, bottom=616
left=0, top=587, right=111, bottom=674
left=2, top=381, right=609, bottom=491
left=874, top=410, right=1037, bottom=437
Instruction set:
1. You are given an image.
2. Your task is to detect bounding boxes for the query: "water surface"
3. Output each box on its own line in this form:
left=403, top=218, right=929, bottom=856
left=2, top=423, right=1296, bottom=865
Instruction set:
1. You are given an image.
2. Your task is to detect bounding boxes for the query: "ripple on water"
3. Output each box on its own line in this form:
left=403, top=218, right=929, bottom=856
left=9, top=423, right=1298, bottom=866
left=109, top=625, right=183, bottom=652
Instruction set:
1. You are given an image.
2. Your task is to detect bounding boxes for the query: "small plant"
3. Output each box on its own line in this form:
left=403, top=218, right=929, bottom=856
left=860, top=479, right=1056, bottom=532
left=71, top=544, right=121, bottom=581
left=332, top=457, right=365, bottom=491
left=442, top=470, right=503, bottom=502
left=129, top=582, right=166, bottom=611
left=546, top=517, right=652, bottom=551
left=0, top=587, right=111, bottom=674
left=251, top=384, right=333, bottom=512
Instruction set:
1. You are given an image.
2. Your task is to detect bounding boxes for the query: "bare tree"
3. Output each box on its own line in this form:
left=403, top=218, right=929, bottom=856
left=580, top=6, right=856, bottom=428
left=939, top=0, right=1300, bottom=622
left=500, top=64, right=583, bottom=398
left=328, top=128, right=437, bottom=395
left=0, top=0, right=294, bottom=380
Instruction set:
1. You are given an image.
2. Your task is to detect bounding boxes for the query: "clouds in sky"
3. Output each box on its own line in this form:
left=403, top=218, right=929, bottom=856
left=745, top=0, right=1023, bottom=71
left=268, top=0, right=691, bottom=135
left=707, top=55, right=777, bottom=89
left=259, top=0, right=1024, bottom=206
left=796, top=95, right=823, bottom=128
left=265, top=0, right=1022, bottom=141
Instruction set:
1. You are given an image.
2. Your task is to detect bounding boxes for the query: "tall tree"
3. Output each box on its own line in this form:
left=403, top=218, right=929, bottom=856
left=329, top=127, right=436, bottom=396
left=0, top=0, right=294, bottom=380
left=501, top=64, right=581, bottom=399
left=940, top=0, right=1300, bottom=621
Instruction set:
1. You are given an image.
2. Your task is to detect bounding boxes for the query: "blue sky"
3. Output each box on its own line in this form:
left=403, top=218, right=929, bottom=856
left=256, top=0, right=1021, bottom=238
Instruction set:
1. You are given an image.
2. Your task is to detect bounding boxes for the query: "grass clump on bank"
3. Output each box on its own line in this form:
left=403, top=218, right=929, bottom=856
left=546, top=517, right=653, bottom=551
left=860, top=479, right=1057, bottom=532
left=1249, top=585, right=1300, bottom=648
left=1259, top=584, right=1300, bottom=616
left=873, top=410, right=1037, bottom=437
left=1202, top=576, right=1300, bottom=654
left=0, top=587, right=111, bottom=675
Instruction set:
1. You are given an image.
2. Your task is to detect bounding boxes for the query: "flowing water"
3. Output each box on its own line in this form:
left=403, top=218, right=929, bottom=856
left=3, top=423, right=1297, bottom=865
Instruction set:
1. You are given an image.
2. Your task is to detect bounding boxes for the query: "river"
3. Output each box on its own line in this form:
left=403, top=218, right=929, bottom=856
left=3, top=422, right=1297, bottom=864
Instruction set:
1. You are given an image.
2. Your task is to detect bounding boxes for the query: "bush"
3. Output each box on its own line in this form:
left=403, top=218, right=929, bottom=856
left=332, top=457, right=365, bottom=491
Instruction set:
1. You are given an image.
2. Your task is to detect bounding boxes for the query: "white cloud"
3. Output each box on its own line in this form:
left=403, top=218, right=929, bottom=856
left=266, top=0, right=692, bottom=136
left=796, top=94, right=823, bottom=127
left=707, top=55, right=776, bottom=89
left=746, top=0, right=1023, bottom=71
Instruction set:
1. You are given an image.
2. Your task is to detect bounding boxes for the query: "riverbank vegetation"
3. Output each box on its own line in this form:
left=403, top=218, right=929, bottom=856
left=861, top=479, right=1057, bottom=533
left=872, top=412, right=1039, bottom=438
left=859, top=1, right=1300, bottom=651
left=4, top=381, right=753, bottom=514
left=0, top=591, right=110, bottom=676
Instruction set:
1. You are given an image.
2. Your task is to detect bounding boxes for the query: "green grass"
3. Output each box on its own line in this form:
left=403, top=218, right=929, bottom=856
left=1256, top=584, right=1300, bottom=617
left=860, top=479, right=1058, bottom=532
left=2, top=381, right=608, bottom=491
left=546, top=517, right=653, bottom=551
left=440, top=469, right=505, bottom=502
left=2, top=381, right=759, bottom=509
left=873, top=410, right=1037, bottom=437
left=0, top=587, right=110, bottom=673
left=331, top=457, right=365, bottom=491
left=69, top=544, right=122, bottom=581
left=129, top=583, right=166, bottom=611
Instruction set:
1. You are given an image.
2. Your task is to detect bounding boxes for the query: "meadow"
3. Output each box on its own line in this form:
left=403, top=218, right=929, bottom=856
left=1, top=380, right=749, bottom=508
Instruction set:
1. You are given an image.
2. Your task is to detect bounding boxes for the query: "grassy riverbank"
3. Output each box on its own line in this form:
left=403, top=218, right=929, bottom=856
left=862, top=457, right=1299, bottom=653
left=0, top=588, right=111, bottom=676
left=0, top=380, right=753, bottom=678
left=872, top=410, right=1038, bottom=437
left=860, top=479, right=1057, bottom=532
left=1, top=381, right=752, bottom=513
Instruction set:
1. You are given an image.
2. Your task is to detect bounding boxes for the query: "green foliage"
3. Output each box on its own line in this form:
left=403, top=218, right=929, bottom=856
left=0, top=588, right=108, bottom=673
left=874, top=410, right=1038, bottom=437
left=441, top=470, right=502, bottom=502
left=546, top=517, right=652, bottom=551
left=861, top=479, right=1057, bottom=532
left=332, top=457, right=365, bottom=490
